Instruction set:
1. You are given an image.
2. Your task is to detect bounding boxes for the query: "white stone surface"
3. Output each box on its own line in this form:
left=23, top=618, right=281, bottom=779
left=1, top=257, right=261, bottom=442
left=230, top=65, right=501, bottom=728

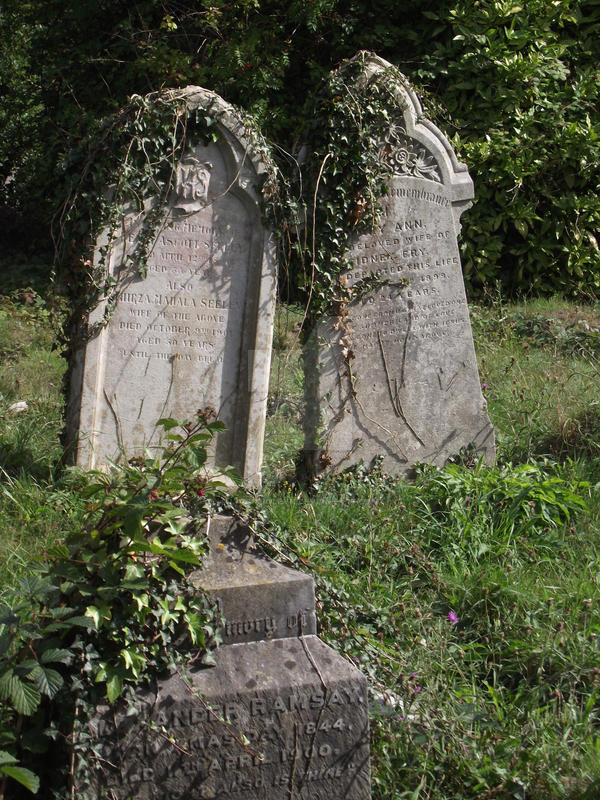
left=67, top=89, right=276, bottom=486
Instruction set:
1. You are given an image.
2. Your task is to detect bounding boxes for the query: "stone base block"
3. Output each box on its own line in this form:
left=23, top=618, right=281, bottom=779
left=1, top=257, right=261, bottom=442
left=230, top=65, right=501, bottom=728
left=88, top=636, right=370, bottom=799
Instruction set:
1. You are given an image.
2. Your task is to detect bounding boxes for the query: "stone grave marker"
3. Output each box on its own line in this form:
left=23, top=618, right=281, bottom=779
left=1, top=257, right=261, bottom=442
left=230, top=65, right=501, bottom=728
left=66, top=88, right=276, bottom=486
left=85, top=516, right=371, bottom=800
left=305, top=55, right=495, bottom=475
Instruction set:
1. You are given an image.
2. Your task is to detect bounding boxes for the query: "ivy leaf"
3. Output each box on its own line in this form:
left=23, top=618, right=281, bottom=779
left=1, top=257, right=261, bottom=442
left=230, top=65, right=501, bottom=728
left=120, top=648, right=144, bottom=679
left=106, top=673, right=123, bottom=702
left=0, top=764, right=40, bottom=794
left=84, top=606, right=101, bottom=629
left=186, top=613, right=206, bottom=646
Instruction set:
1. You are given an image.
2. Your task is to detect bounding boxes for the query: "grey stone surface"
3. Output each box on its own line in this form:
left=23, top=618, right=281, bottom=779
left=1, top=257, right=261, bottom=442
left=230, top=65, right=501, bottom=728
left=85, top=514, right=370, bottom=799
left=192, top=515, right=317, bottom=645
left=305, top=55, right=495, bottom=475
left=87, top=637, right=370, bottom=800
left=66, top=88, right=276, bottom=486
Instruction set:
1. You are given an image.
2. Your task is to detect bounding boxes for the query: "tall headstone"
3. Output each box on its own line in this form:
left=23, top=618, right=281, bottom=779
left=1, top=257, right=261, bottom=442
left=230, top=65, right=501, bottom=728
left=66, top=88, right=276, bottom=486
left=85, top=516, right=371, bottom=800
left=305, top=55, right=494, bottom=475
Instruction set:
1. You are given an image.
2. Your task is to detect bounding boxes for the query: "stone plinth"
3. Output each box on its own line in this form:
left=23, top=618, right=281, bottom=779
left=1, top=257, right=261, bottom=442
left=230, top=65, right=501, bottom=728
left=88, top=638, right=370, bottom=800
left=85, top=517, right=371, bottom=800
left=192, top=515, right=317, bottom=646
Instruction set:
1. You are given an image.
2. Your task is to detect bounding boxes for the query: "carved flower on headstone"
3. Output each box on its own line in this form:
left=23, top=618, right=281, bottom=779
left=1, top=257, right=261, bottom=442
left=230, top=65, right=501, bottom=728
left=380, top=126, right=441, bottom=183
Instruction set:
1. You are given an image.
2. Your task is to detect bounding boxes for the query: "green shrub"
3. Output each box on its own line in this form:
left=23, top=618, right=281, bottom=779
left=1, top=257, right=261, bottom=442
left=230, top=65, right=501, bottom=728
left=0, top=415, right=230, bottom=798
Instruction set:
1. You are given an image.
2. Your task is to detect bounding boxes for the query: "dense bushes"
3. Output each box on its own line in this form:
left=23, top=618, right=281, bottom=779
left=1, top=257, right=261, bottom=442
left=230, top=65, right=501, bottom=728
left=1, top=0, right=598, bottom=297
left=415, top=0, right=600, bottom=296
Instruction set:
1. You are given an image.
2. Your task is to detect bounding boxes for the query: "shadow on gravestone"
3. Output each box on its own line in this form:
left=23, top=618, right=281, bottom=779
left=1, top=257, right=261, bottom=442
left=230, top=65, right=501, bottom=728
left=304, top=54, right=495, bottom=477
left=65, top=88, right=277, bottom=488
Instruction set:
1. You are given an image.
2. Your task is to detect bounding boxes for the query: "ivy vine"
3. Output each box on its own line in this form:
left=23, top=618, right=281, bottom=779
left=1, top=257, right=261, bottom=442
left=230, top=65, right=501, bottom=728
left=0, top=414, right=233, bottom=798
left=54, top=87, right=277, bottom=348
left=294, top=51, right=411, bottom=323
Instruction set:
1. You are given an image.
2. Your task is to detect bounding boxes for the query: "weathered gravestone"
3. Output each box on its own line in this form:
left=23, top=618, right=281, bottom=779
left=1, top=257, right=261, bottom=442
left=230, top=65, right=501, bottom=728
left=305, top=55, right=495, bottom=475
left=66, top=88, right=276, bottom=486
left=86, top=516, right=371, bottom=800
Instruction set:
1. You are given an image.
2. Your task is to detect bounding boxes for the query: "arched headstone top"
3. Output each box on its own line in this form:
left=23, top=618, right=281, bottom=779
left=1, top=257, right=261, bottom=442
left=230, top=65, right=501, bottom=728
left=356, top=53, right=473, bottom=212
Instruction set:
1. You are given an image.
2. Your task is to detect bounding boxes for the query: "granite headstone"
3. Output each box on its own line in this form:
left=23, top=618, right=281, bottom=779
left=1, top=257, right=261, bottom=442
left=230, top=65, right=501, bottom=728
left=66, top=88, right=276, bottom=486
left=305, top=54, right=495, bottom=475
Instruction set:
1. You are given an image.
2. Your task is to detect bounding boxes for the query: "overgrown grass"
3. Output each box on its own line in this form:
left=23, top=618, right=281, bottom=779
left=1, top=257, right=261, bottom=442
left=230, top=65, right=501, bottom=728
left=2, top=284, right=600, bottom=798
left=0, top=289, right=85, bottom=588
left=257, top=295, right=600, bottom=798
left=253, top=459, right=600, bottom=799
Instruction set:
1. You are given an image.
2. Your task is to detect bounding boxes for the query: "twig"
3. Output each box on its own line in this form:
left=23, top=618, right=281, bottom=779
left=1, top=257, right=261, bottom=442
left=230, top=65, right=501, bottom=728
left=377, top=331, right=425, bottom=446
left=69, top=703, right=79, bottom=800
left=103, top=389, right=124, bottom=451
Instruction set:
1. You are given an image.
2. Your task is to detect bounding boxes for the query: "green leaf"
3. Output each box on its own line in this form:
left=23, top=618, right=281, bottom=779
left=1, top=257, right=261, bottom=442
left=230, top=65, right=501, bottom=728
left=106, top=673, right=123, bottom=702
left=40, top=648, right=73, bottom=665
left=0, top=750, right=17, bottom=766
left=11, top=678, right=41, bottom=716
left=84, top=606, right=101, bottom=629
left=156, top=417, right=180, bottom=431
left=1, top=764, right=40, bottom=793
left=121, top=648, right=144, bottom=678
left=0, top=632, right=13, bottom=656
left=67, top=616, right=96, bottom=629
left=514, top=219, right=528, bottom=237
left=187, top=613, right=206, bottom=646
left=123, top=508, right=144, bottom=538
left=0, top=670, right=18, bottom=701
left=30, top=665, right=63, bottom=698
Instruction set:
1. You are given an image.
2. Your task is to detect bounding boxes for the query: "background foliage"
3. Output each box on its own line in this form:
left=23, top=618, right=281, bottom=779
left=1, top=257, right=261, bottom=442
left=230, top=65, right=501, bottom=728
left=1, top=0, right=599, bottom=298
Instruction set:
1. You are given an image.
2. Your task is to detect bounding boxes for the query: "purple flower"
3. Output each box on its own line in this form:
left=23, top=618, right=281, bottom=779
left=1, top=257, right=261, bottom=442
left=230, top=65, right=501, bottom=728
left=448, top=611, right=459, bottom=625
left=412, top=685, right=423, bottom=694
left=465, top=497, right=472, bottom=505
left=482, top=382, right=488, bottom=389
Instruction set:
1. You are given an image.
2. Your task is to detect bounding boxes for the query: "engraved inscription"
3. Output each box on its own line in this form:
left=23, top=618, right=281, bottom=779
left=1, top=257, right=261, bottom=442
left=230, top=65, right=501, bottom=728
left=89, top=680, right=369, bottom=800
left=307, top=55, right=494, bottom=477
